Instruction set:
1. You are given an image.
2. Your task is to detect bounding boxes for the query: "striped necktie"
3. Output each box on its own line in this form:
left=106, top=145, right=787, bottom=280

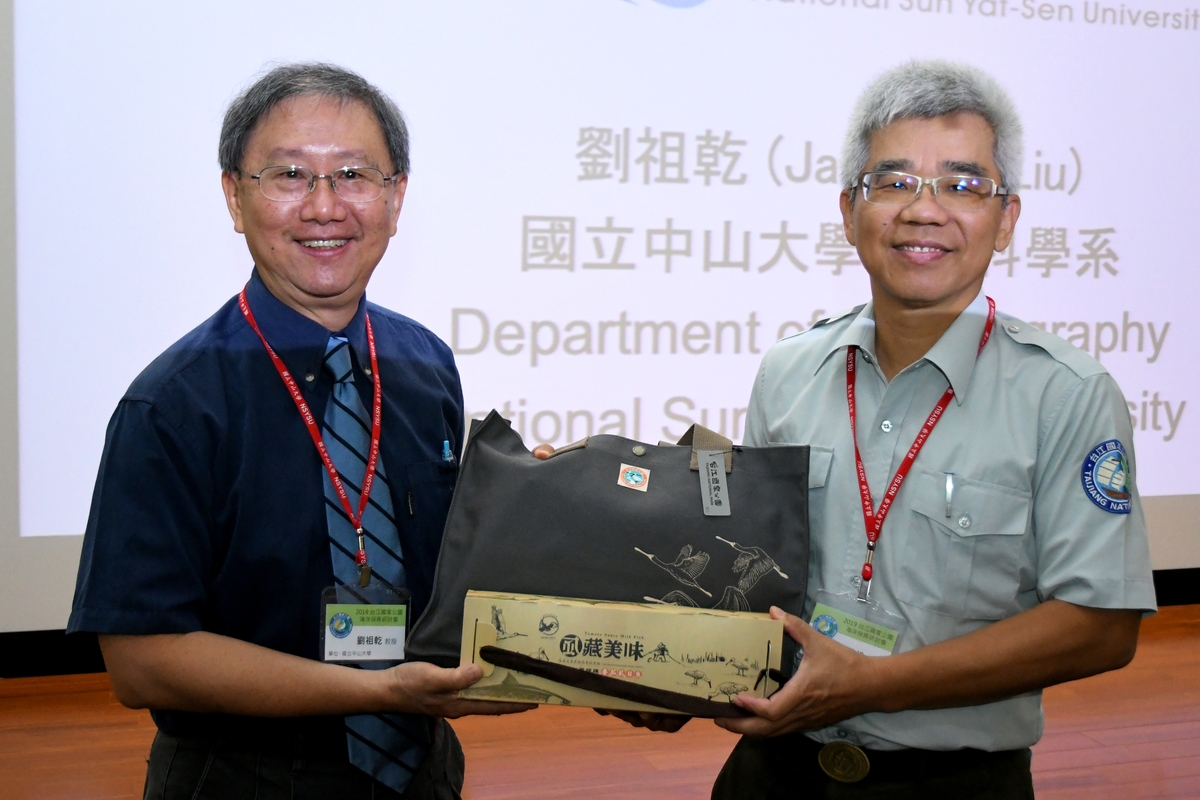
left=322, top=335, right=430, bottom=793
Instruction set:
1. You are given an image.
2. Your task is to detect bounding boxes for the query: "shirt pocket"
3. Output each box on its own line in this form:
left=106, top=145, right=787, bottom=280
left=894, top=468, right=1031, bottom=620
left=404, top=461, right=458, bottom=522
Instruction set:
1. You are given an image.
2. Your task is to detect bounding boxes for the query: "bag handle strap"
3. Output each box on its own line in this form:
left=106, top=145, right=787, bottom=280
left=676, top=424, right=733, bottom=473
left=542, top=436, right=589, bottom=458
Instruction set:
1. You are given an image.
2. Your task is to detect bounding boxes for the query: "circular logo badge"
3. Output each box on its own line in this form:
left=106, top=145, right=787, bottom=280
left=329, top=612, right=354, bottom=639
left=1081, top=439, right=1132, bottom=514
left=559, top=634, right=582, bottom=657
left=538, top=615, right=560, bottom=636
left=813, top=614, right=838, bottom=638
left=623, top=469, right=645, bottom=486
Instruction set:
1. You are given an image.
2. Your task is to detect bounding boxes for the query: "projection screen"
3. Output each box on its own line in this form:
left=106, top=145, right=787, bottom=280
left=3, top=0, right=1198, bottom=630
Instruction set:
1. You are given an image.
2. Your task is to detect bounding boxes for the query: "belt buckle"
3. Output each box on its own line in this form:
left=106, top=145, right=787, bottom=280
left=818, top=741, right=870, bottom=783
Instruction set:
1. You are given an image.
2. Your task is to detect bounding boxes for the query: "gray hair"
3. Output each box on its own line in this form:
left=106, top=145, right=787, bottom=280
left=218, top=62, right=409, bottom=175
left=841, top=60, right=1023, bottom=197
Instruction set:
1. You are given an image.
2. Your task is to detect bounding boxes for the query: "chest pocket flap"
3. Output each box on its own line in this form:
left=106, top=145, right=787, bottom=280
left=909, top=469, right=1030, bottom=538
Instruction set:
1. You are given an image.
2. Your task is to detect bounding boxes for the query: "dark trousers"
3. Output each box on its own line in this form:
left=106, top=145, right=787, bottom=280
left=712, top=733, right=1035, bottom=799
left=142, top=719, right=465, bottom=800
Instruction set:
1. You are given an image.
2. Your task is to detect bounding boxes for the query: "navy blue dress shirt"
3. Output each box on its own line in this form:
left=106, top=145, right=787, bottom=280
left=68, top=271, right=463, bottom=740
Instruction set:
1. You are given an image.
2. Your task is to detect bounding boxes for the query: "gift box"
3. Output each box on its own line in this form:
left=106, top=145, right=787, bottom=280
left=458, top=590, right=785, bottom=716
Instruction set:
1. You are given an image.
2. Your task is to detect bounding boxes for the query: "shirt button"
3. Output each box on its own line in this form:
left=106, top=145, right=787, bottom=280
left=1007, top=324, right=1020, bottom=333
left=305, top=373, right=315, bottom=382
left=836, top=728, right=848, bottom=738
left=880, top=420, right=893, bottom=433
left=958, top=514, right=972, bottom=530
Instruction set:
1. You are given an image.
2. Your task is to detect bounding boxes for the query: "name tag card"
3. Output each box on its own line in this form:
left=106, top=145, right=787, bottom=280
left=809, top=588, right=906, bottom=657
left=697, top=449, right=731, bottom=517
left=320, top=584, right=409, bottom=665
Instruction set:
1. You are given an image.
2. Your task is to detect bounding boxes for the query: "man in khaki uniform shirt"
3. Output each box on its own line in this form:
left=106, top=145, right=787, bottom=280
left=711, top=61, right=1155, bottom=798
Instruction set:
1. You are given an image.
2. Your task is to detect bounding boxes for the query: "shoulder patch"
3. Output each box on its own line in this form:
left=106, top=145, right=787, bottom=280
left=998, top=317, right=1106, bottom=380
left=1081, top=439, right=1132, bottom=514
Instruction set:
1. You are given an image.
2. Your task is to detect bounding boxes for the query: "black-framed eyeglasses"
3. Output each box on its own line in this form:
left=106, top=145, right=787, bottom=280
left=244, top=165, right=400, bottom=203
left=859, top=171, right=1010, bottom=209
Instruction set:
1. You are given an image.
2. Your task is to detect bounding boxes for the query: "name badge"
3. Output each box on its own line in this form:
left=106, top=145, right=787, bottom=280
left=321, top=584, right=409, bottom=665
left=809, top=588, right=906, bottom=657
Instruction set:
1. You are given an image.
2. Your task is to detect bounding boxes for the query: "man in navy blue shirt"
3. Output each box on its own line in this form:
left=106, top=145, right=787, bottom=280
left=68, top=63, right=526, bottom=799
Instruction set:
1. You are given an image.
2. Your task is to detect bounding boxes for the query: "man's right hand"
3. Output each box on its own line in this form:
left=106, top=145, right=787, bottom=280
left=386, top=660, right=532, bottom=718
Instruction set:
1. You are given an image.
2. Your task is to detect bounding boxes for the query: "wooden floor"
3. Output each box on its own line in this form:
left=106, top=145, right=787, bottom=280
left=2, top=606, right=1198, bottom=799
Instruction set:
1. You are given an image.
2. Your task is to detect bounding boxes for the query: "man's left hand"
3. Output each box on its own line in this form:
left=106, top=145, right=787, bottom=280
left=717, top=606, right=880, bottom=737
left=716, top=600, right=1142, bottom=737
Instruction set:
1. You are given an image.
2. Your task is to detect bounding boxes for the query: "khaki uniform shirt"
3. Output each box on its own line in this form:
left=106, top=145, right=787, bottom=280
left=744, top=293, right=1157, bottom=751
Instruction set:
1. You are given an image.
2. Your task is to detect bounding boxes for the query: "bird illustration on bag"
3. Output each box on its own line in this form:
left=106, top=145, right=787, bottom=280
left=636, top=537, right=789, bottom=612
left=634, top=545, right=712, bottom=597
left=716, top=536, right=790, bottom=592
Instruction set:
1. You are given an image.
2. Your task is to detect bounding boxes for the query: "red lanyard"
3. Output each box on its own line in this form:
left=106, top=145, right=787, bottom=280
left=847, top=297, right=995, bottom=597
left=238, top=287, right=383, bottom=577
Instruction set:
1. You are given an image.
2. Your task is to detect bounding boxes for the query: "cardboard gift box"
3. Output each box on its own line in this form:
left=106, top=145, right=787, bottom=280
left=458, top=590, right=785, bottom=715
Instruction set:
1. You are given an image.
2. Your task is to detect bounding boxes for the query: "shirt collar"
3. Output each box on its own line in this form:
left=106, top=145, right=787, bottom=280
left=922, top=292, right=991, bottom=405
left=243, top=269, right=370, bottom=377
left=814, top=293, right=991, bottom=405
left=814, top=303, right=879, bottom=375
